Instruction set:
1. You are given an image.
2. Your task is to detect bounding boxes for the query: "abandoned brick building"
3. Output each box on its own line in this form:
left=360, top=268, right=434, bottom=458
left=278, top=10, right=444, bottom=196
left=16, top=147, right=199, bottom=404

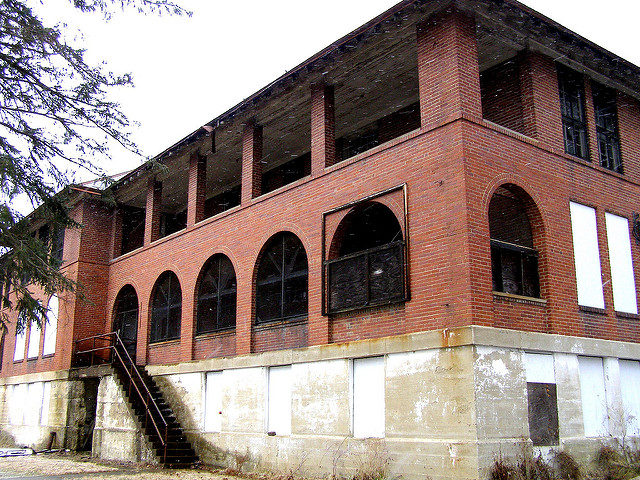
left=2, top=0, right=640, bottom=478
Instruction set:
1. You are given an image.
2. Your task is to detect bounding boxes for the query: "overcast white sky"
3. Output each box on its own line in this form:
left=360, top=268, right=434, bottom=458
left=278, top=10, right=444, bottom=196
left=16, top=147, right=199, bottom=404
left=30, top=0, right=640, bottom=182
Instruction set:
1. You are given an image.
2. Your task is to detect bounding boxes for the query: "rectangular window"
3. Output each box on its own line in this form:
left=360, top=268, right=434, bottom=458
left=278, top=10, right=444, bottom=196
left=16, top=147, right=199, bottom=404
left=204, top=371, right=223, bottom=433
left=27, top=320, right=41, bottom=359
left=25, top=382, right=44, bottom=426
left=578, top=356, right=608, bottom=437
left=593, top=83, right=622, bottom=173
left=13, top=329, right=26, bottom=362
left=569, top=202, right=605, bottom=309
left=524, top=353, right=559, bottom=446
left=267, top=365, right=291, bottom=436
left=40, top=381, right=51, bottom=426
left=619, top=360, right=640, bottom=436
left=353, top=356, right=385, bottom=438
left=9, top=384, right=26, bottom=425
left=558, top=65, right=589, bottom=159
left=605, top=213, right=637, bottom=314
left=51, top=226, right=65, bottom=265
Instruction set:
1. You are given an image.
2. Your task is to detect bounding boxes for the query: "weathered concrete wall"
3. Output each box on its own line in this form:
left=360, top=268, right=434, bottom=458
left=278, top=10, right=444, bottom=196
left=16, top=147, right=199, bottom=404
left=92, top=375, right=156, bottom=463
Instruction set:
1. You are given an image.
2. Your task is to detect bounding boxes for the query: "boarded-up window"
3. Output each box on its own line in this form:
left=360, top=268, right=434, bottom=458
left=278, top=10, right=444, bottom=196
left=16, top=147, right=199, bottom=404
left=9, top=384, right=26, bottom=425
left=41, top=382, right=51, bottom=426
left=619, top=360, right=640, bottom=436
left=578, top=356, right=609, bottom=437
left=13, top=329, right=26, bottom=362
left=42, top=295, right=58, bottom=356
left=27, top=319, right=41, bottom=360
left=204, top=371, right=223, bottom=433
left=524, top=353, right=559, bottom=446
left=267, top=366, right=291, bottom=435
left=353, top=357, right=385, bottom=438
left=570, top=203, right=605, bottom=309
left=605, top=213, right=637, bottom=314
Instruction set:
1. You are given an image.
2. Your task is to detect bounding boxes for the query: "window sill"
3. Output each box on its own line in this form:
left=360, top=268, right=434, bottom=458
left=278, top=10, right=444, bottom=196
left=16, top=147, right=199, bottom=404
left=616, top=311, right=639, bottom=320
left=41, top=354, right=54, bottom=359
left=492, top=291, right=547, bottom=305
left=195, top=328, right=235, bottom=339
left=579, top=305, right=607, bottom=315
left=254, top=317, right=307, bottom=331
left=148, top=338, right=180, bottom=347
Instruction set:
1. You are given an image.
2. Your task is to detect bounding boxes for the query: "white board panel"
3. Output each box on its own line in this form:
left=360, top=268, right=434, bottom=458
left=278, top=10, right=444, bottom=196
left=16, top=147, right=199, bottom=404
left=10, top=384, right=26, bottom=426
left=578, top=356, right=609, bottom=437
left=619, top=360, right=640, bottom=435
left=267, top=365, right=291, bottom=435
left=605, top=214, right=638, bottom=314
left=27, top=321, right=41, bottom=360
left=25, top=382, right=44, bottom=426
left=570, top=203, right=605, bottom=309
left=353, top=356, right=385, bottom=438
left=204, top=371, right=223, bottom=432
left=40, top=382, right=51, bottom=426
left=13, top=330, right=26, bottom=362
left=42, top=296, right=58, bottom=356
left=524, top=353, right=555, bottom=384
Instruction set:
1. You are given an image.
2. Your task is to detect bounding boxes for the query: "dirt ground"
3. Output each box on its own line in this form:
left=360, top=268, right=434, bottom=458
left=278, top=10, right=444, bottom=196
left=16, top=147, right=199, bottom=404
left=0, top=451, right=235, bottom=479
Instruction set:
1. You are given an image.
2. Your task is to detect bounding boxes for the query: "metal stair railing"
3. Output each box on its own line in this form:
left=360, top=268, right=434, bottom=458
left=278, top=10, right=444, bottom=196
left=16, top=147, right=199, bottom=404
left=74, top=332, right=169, bottom=463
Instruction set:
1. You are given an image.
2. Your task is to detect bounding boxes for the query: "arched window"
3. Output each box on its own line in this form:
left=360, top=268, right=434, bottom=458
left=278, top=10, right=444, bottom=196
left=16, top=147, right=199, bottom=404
left=197, top=254, right=237, bottom=334
left=256, top=232, right=308, bottom=324
left=113, top=286, right=139, bottom=358
left=150, top=272, right=182, bottom=343
left=489, top=185, right=540, bottom=298
left=42, top=295, right=58, bottom=356
left=327, top=201, right=405, bottom=313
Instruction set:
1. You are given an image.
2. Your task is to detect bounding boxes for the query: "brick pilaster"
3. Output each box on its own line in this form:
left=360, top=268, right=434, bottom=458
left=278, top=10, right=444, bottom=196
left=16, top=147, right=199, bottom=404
left=187, top=152, right=207, bottom=227
left=311, top=84, right=336, bottom=174
left=144, top=178, right=162, bottom=245
left=241, top=123, right=263, bottom=204
left=417, top=9, right=482, bottom=128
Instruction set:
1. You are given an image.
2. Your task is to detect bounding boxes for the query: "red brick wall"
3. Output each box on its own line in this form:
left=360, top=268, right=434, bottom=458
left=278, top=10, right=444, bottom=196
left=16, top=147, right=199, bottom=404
left=480, top=59, right=525, bottom=134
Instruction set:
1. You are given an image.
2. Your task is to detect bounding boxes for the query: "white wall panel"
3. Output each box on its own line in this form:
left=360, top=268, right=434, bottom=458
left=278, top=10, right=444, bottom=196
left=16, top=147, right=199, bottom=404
left=9, top=384, right=26, bottom=425
left=578, top=356, right=609, bottom=437
left=204, top=371, right=223, bottom=433
left=267, top=365, right=291, bottom=435
left=27, top=321, right=41, bottom=359
left=605, top=214, right=638, bottom=314
left=13, top=330, right=26, bottom=362
left=42, top=295, right=58, bottom=356
left=353, top=356, right=385, bottom=438
left=40, top=382, right=51, bottom=426
left=570, top=202, right=605, bottom=309
left=25, top=382, right=44, bottom=426
left=524, top=353, right=555, bottom=383
left=619, top=360, right=640, bottom=435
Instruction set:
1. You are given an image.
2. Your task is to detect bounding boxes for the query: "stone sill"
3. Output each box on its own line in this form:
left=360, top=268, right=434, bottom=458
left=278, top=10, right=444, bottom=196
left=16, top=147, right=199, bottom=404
left=493, top=291, right=547, bottom=306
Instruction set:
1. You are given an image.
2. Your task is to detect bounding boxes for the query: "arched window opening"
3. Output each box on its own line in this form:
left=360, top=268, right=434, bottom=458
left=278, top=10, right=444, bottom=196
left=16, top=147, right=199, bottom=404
left=113, top=286, right=139, bottom=358
left=489, top=186, right=540, bottom=298
left=327, top=202, right=406, bottom=313
left=256, top=232, right=308, bottom=324
left=197, top=254, right=237, bottom=334
left=150, top=272, right=182, bottom=343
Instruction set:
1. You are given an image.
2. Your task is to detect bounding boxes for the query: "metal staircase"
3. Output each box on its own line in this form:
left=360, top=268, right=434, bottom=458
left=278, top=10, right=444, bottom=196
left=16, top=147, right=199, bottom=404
left=75, top=332, right=199, bottom=468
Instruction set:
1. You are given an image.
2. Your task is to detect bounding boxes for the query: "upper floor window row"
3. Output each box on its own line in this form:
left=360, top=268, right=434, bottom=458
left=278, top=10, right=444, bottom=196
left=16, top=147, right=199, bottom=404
left=557, top=64, right=622, bottom=173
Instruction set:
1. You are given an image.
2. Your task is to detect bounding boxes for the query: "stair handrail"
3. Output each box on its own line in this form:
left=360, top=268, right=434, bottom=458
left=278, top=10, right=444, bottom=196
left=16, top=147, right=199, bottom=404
left=74, top=331, right=169, bottom=462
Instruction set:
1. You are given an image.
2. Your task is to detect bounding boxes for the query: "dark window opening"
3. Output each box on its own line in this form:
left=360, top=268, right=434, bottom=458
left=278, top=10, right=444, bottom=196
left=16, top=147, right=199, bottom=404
left=160, top=209, right=187, bottom=238
left=255, top=232, right=308, bottom=324
left=262, top=152, right=311, bottom=194
left=557, top=64, right=588, bottom=159
left=150, top=271, right=182, bottom=343
left=197, top=254, right=237, bottom=334
left=327, top=202, right=406, bottom=314
left=489, top=188, right=540, bottom=298
left=51, top=226, right=64, bottom=265
left=121, top=206, right=145, bottom=255
left=527, top=382, right=560, bottom=446
left=113, top=285, right=138, bottom=360
left=480, top=58, right=526, bottom=134
left=204, top=186, right=241, bottom=219
left=593, top=83, right=622, bottom=173
left=336, top=102, right=419, bottom=162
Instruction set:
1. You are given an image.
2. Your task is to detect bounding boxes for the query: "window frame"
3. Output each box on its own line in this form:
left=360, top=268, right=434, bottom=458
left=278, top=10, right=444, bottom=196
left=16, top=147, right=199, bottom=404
left=196, top=254, right=237, bottom=335
left=490, top=239, right=540, bottom=298
left=592, top=82, right=622, bottom=173
left=557, top=64, right=589, bottom=160
left=149, top=272, right=182, bottom=344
